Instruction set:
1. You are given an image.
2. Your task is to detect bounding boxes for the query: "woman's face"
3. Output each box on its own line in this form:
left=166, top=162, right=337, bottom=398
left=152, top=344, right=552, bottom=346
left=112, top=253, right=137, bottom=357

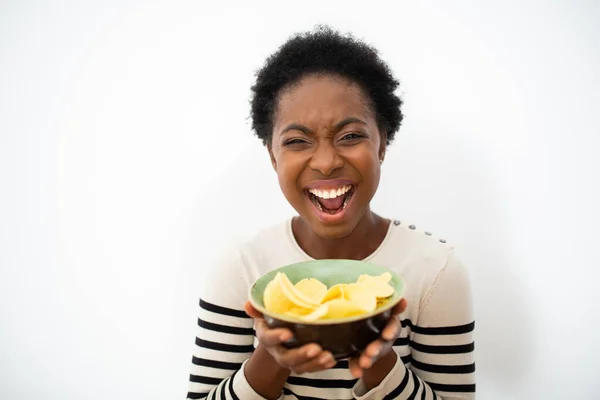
left=269, top=74, right=385, bottom=239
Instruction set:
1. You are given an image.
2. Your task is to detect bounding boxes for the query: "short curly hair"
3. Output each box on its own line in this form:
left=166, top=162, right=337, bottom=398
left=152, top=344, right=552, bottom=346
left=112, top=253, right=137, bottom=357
left=250, top=25, right=403, bottom=146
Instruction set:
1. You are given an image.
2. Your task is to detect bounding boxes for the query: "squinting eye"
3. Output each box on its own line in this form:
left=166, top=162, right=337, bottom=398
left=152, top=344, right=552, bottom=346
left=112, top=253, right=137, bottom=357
left=283, top=138, right=308, bottom=146
left=341, top=133, right=364, bottom=141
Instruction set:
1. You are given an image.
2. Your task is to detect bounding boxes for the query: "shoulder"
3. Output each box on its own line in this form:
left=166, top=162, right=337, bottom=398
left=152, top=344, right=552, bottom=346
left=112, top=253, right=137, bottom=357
left=391, top=218, right=453, bottom=245
left=383, top=219, right=455, bottom=269
left=377, top=219, right=467, bottom=308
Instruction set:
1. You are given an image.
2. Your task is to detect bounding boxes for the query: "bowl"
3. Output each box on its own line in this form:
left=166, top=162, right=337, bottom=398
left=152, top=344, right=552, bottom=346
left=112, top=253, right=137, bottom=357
left=248, top=259, right=405, bottom=360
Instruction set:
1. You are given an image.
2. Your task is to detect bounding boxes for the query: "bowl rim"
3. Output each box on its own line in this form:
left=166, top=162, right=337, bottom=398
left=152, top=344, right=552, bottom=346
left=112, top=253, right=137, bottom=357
left=247, top=259, right=405, bottom=325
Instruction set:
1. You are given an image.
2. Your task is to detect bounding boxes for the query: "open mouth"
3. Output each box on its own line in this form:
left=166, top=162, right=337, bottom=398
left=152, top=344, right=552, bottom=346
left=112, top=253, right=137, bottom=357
left=306, top=185, right=356, bottom=215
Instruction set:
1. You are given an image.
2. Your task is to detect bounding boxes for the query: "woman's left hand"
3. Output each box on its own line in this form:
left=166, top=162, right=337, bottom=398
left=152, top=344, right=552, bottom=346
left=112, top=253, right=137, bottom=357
left=348, top=298, right=408, bottom=379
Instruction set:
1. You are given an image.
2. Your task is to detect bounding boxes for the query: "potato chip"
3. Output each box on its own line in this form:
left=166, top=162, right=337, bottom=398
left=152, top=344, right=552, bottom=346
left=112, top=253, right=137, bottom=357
left=377, top=272, right=392, bottom=283
left=323, top=298, right=368, bottom=318
left=284, top=306, right=313, bottom=317
left=321, top=283, right=347, bottom=303
left=377, top=297, right=391, bottom=308
left=263, top=273, right=294, bottom=314
left=285, top=304, right=329, bottom=322
left=356, top=273, right=394, bottom=298
left=344, top=283, right=377, bottom=313
left=277, top=272, right=320, bottom=309
left=262, top=271, right=395, bottom=321
left=295, top=278, right=328, bottom=304
left=357, top=272, right=392, bottom=285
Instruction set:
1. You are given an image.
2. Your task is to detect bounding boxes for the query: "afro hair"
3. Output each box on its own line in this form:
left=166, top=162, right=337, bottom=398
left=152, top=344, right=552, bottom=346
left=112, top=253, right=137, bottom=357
left=250, top=25, right=403, bottom=146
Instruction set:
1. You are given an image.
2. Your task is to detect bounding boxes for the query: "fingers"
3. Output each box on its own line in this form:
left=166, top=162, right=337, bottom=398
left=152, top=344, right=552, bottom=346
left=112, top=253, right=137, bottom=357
left=254, top=319, right=293, bottom=347
left=275, top=343, right=320, bottom=366
left=392, top=298, right=408, bottom=316
left=348, top=358, right=363, bottom=378
left=253, top=319, right=334, bottom=374
left=244, top=301, right=337, bottom=374
left=246, top=302, right=294, bottom=347
left=276, top=344, right=336, bottom=374
left=348, top=314, right=403, bottom=377
left=359, top=339, right=381, bottom=369
left=291, top=351, right=336, bottom=374
left=359, top=338, right=393, bottom=369
left=381, top=314, right=402, bottom=341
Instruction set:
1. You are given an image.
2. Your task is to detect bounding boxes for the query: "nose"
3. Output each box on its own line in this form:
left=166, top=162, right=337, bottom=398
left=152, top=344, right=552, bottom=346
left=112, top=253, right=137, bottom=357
left=308, top=140, right=344, bottom=176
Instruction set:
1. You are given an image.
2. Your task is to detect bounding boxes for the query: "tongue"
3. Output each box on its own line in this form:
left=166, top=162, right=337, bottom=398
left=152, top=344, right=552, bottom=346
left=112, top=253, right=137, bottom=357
left=318, top=195, right=345, bottom=211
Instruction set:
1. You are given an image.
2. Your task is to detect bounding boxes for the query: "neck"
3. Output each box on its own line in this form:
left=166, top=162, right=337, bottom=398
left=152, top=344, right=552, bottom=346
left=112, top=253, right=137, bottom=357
left=292, top=209, right=390, bottom=260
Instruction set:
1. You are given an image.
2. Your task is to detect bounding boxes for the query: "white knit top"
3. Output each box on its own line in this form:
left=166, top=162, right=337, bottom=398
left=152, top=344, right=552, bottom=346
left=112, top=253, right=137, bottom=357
left=187, top=218, right=475, bottom=399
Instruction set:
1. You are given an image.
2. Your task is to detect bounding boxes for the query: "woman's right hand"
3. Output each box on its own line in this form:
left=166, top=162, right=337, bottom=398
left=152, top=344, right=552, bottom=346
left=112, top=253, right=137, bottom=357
left=244, top=301, right=337, bottom=374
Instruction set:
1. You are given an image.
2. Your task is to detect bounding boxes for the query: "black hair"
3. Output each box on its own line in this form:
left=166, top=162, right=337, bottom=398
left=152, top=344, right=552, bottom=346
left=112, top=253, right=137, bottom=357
left=250, top=25, right=403, bottom=146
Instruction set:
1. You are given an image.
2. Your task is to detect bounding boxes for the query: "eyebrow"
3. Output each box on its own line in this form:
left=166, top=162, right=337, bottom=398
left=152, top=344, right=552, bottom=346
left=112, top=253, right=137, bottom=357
left=280, top=117, right=368, bottom=135
left=333, top=117, right=368, bottom=131
left=281, top=123, right=313, bottom=135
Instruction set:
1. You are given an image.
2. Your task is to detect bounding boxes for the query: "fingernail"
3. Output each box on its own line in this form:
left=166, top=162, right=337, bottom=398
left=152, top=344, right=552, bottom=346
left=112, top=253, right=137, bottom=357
left=307, top=346, right=320, bottom=357
left=319, top=353, right=332, bottom=364
left=280, top=332, right=292, bottom=341
left=383, top=329, right=398, bottom=341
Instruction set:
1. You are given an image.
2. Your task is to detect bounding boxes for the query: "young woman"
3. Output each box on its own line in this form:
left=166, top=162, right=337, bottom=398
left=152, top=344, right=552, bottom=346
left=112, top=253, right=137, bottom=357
left=187, top=26, right=475, bottom=400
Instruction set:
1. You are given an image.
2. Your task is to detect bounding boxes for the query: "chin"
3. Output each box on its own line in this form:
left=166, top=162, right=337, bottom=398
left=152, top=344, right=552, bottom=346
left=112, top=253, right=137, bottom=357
left=310, top=220, right=355, bottom=239
left=301, top=205, right=368, bottom=240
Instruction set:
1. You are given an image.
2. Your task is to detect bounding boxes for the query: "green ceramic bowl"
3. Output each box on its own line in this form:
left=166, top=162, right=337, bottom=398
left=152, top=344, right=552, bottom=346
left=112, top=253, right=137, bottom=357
left=248, top=259, right=405, bottom=360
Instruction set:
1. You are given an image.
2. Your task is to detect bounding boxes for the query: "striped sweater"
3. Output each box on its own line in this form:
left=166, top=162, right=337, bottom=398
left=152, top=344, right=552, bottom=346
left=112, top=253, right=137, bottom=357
left=187, top=219, right=475, bottom=399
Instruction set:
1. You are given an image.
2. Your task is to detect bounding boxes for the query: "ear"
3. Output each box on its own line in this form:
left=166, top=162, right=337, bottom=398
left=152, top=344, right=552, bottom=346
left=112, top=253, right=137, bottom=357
left=267, top=144, right=277, bottom=171
left=378, top=130, right=387, bottom=163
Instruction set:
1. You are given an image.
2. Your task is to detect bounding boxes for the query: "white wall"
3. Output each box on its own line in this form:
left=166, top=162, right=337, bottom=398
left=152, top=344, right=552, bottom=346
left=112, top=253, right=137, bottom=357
left=1, top=1, right=599, bottom=398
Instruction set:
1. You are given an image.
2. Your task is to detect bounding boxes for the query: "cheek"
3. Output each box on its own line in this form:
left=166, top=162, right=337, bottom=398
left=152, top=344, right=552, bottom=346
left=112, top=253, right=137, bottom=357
left=275, top=157, right=304, bottom=197
left=365, top=162, right=381, bottom=191
left=349, top=152, right=380, bottom=182
left=349, top=156, right=381, bottom=201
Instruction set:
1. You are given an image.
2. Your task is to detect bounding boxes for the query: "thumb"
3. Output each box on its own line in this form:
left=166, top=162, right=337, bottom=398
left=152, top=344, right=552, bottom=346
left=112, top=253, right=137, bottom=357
left=392, top=298, right=408, bottom=316
left=244, top=301, right=264, bottom=319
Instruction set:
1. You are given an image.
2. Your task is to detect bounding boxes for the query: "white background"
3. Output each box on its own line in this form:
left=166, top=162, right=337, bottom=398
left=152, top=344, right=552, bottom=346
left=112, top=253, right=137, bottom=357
left=1, top=1, right=599, bottom=399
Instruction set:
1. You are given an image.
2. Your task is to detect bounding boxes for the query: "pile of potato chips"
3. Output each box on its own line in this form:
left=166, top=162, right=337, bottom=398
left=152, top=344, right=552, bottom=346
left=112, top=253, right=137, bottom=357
left=263, top=272, right=394, bottom=322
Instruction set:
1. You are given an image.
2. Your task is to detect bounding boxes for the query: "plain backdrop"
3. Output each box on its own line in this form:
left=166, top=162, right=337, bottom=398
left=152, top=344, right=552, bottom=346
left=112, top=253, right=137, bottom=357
left=1, top=1, right=599, bottom=399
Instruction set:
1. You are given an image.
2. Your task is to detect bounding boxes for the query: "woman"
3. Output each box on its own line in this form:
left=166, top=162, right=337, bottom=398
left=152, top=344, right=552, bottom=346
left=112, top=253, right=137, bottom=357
left=187, top=26, right=475, bottom=399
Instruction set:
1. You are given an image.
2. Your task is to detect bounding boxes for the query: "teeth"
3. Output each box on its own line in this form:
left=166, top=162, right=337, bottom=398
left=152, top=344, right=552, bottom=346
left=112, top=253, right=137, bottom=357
left=309, top=185, right=351, bottom=199
left=343, top=193, right=351, bottom=209
left=313, top=197, right=323, bottom=211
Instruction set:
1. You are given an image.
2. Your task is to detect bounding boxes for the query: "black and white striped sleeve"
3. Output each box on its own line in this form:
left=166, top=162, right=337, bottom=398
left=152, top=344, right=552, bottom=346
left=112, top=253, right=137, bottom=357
left=186, top=246, right=271, bottom=400
left=353, top=250, right=476, bottom=399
